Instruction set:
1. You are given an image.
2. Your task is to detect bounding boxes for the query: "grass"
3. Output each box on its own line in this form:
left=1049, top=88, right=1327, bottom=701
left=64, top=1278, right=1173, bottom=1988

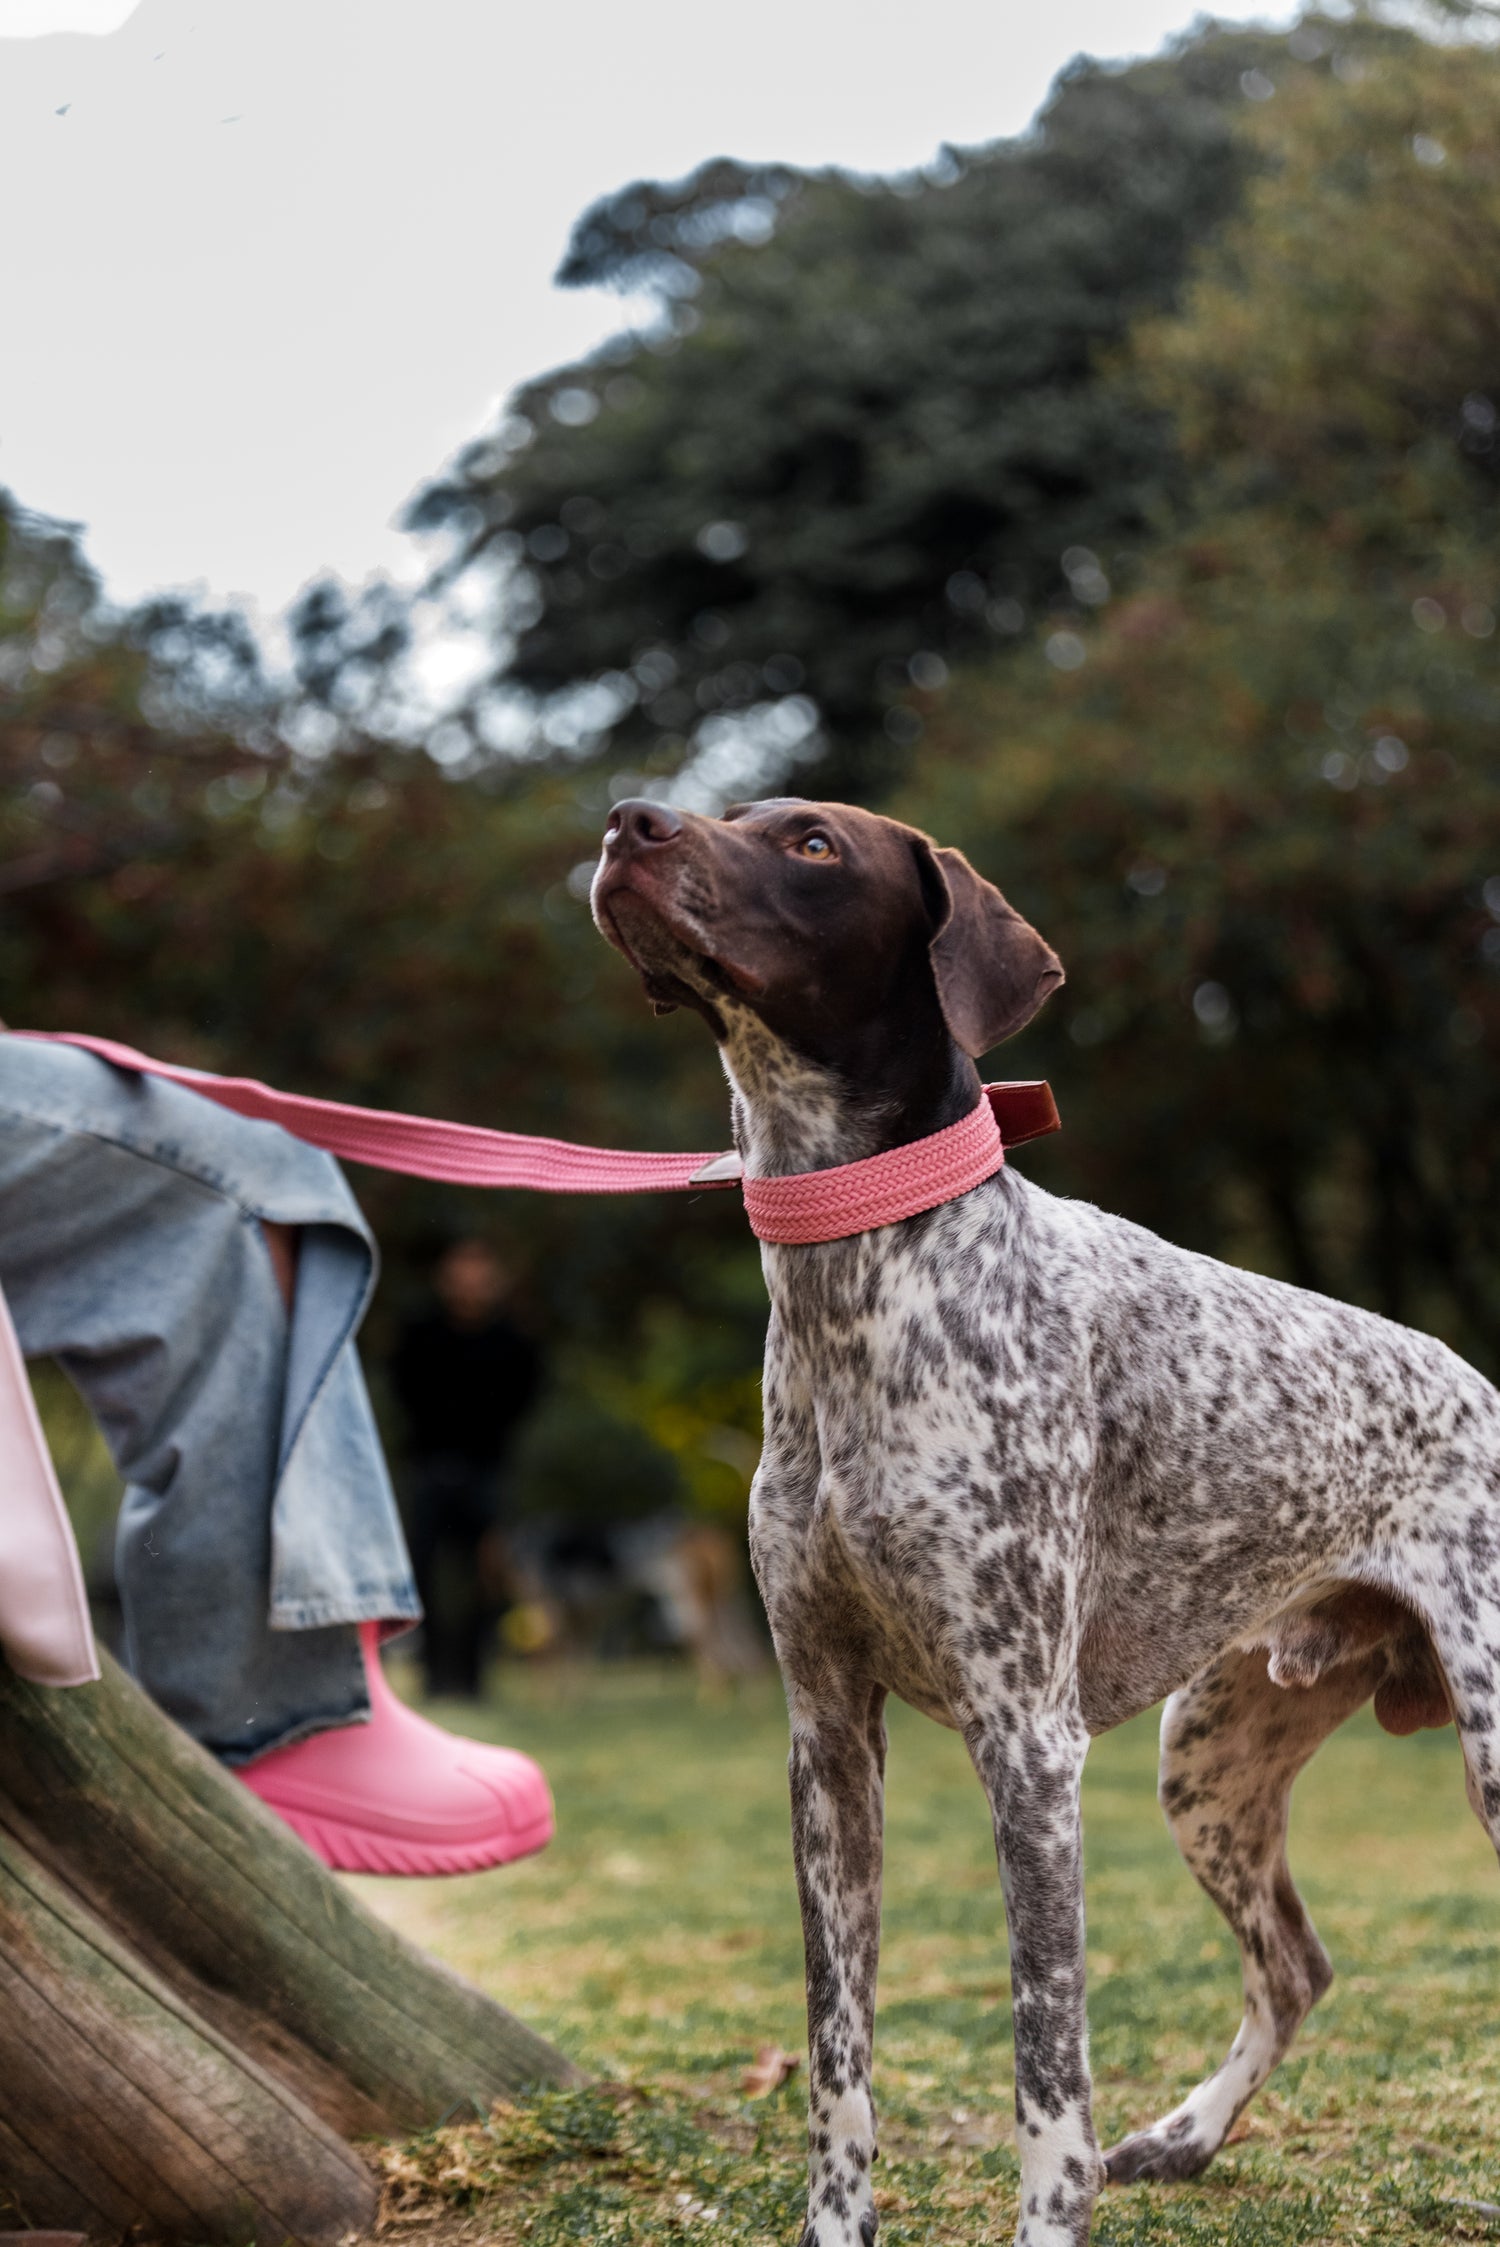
left=32, top=1364, right=1499, bottom=2239
left=352, top=1659, right=1500, bottom=2246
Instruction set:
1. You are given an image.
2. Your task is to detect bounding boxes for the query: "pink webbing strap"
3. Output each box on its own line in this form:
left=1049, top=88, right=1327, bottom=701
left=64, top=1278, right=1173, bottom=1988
left=745, top=1091, right=1004, bottom=1244
left=0, top=1277, right=99, bottom=1686
left=24, top=1033, right=740, bottom=1196
left=18, top=1033, right=1057, bottom=1243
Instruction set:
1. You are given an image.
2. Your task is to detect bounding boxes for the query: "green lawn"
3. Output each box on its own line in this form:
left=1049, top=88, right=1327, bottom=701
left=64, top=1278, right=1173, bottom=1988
left=32, top=1360, right=1500, bottom=2240
left=355, top=1659, right=1500, bottom=2246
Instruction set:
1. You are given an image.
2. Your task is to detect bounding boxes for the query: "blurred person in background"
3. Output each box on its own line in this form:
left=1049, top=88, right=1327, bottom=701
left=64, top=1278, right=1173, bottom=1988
left=392, top=1235, right=544, bottom=1699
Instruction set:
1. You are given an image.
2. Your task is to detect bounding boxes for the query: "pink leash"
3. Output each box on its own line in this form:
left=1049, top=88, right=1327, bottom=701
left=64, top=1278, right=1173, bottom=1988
left=18, top=1032, right=1058, bottom=1246
left=4, top=1031, right=1056, bottom=1688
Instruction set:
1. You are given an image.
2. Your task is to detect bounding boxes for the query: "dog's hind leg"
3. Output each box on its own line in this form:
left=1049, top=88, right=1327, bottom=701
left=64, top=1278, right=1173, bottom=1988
left=1423, top=1581, right=1500, bottom=1847
left=1104, top=1645, right=1382, bottom=2186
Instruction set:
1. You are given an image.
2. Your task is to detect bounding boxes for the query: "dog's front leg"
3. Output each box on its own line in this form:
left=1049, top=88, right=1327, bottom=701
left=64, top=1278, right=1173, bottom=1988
left=966, top=1704, right=1101, bottom=2247
left=786, top=1672, right=886, bottom=2247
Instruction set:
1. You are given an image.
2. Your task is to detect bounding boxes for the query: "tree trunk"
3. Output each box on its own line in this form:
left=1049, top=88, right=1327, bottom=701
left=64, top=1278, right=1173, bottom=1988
left=0, top=1649, right=579, bottom=2244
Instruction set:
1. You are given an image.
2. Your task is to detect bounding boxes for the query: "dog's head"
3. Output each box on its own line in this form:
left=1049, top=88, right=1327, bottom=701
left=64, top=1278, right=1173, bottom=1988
left=590, top=796, right=1062, bottom=1080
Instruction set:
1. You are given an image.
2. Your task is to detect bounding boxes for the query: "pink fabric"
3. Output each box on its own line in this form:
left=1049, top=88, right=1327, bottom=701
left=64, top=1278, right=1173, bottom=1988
left=24, top=1032, right=1056, bottom=1241
left=743, top=1093, right=1003, bottom=1244
left=0, top=1279, right=100, bottom=1686
left=26, top=1031, right=738, bottom=1195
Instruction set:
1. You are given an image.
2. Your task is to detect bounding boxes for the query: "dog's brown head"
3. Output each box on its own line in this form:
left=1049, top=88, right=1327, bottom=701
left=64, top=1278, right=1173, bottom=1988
left=591, top=798, right=1061, bottom=1146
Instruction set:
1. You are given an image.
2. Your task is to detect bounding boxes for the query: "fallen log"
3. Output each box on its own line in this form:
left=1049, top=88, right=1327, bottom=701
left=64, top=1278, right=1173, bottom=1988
left=0, top=1649, right=578, bottom=2243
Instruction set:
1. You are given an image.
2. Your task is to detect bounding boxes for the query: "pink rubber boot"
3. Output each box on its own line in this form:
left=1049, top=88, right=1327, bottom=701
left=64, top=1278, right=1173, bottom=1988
left=236, top=1624, right=554, bottom=1876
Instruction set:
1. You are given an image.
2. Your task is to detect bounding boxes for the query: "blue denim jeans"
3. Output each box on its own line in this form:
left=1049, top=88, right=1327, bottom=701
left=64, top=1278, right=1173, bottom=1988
left=0, top=1036, right=420, bottom=1761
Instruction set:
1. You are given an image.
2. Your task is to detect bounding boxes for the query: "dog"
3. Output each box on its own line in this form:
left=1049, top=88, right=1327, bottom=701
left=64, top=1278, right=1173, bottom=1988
left=591, top=793, right=1496, bottom=2247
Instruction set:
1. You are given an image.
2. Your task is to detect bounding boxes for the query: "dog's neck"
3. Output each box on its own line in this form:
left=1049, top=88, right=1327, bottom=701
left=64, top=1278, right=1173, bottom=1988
left=717, top=1000, right=980, bottom=1179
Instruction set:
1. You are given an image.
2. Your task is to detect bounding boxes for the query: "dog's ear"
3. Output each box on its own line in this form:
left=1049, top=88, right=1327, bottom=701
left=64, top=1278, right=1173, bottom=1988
left=914, top=838, right=1064, bottom=1056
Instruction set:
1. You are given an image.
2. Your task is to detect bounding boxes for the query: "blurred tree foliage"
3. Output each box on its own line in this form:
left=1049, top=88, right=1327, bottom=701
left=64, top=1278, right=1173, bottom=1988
left=0, top=506, right=269, bottom=910
left=391, top=13, right=1411, bottom=795
left=905, top=29, right=1500, bottom=1362
left=5, top=10, right=1500, bottom=1555
left=0, top=497, right=766, bottom=1519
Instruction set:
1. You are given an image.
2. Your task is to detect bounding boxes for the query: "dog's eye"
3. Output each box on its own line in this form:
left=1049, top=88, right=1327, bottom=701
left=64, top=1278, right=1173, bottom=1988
left=794, top=833, right=836, bottom=861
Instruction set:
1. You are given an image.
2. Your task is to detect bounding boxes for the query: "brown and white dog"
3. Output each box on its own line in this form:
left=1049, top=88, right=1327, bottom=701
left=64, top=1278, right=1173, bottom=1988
left=592, top=794, right=1492, bottom=2247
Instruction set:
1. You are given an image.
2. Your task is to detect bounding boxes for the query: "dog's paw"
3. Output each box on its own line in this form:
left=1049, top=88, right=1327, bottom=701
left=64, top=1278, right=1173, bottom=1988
left=1103, top=2124, right=1214, bottom=2185
left=794, top=2210, right=877, bottom=2247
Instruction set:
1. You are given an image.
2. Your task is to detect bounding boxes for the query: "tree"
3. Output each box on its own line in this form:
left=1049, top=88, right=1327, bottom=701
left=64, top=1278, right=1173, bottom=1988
left=899, top=27, right=1500, bottom=1367
left=9, top=8, right=1499, bottom=1531
left=0, top=1649, right=574, bottom=2240
left=1, top=491, right=768, bottom=1512
left=0, top=500, right=271, bottom=907
left=394, top=14, right=1414, bottom=796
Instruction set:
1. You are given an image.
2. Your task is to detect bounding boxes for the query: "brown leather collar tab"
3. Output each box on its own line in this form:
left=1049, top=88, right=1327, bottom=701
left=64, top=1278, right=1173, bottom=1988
left=986, top=1080, right=1061, bottom=1150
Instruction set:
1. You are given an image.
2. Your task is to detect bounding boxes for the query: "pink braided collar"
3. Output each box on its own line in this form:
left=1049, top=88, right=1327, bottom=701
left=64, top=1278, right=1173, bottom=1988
left=17, top=1032, right=1057, bottom=1246
left=741, top=1087, right=1029, bottom=1244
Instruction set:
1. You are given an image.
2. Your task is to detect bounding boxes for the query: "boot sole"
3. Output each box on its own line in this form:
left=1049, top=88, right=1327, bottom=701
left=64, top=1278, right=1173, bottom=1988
left=257, top=1800, right=556, bottom=1877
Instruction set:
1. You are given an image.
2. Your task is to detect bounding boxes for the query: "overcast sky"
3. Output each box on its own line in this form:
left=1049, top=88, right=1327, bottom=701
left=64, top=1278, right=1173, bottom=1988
left=0, top=0, right=1296, bottom=624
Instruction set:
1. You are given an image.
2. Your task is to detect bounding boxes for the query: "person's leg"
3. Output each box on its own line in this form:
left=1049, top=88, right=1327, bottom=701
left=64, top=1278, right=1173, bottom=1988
left=402, top=1462, right=452, bottom=1694
left=427, top=1480, right=486, bottom=1700
left=0, top=1104, right=360, bottom=1752
left=0, top=1039, right=415, bottom=1755
left=453, top=1469, right=505, bottom=1698
left=262, top=1219, right=299, bottom=1313
left=0, top=1039, right=552, bottom=1874
left=404, top=1466, right=493, bottom=1698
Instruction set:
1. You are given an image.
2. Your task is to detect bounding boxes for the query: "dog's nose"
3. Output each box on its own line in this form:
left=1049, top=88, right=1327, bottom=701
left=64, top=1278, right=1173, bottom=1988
left=603, top=799, right=683, bottom=853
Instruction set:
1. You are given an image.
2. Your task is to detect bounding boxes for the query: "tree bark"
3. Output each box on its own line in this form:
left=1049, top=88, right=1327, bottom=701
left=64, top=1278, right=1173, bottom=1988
left=0, top=1649, right=579, bottom=2243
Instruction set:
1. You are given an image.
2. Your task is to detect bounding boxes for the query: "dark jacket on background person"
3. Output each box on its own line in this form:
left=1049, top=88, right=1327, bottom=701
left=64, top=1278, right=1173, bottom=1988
left=391, top=1302, right=543, bottom=1695
left=391, top=1308, right=542, bottom=1473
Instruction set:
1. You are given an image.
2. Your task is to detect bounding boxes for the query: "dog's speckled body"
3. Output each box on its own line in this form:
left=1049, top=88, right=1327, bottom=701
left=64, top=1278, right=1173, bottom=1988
left=592, top=795, right=1499, bottom=2247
